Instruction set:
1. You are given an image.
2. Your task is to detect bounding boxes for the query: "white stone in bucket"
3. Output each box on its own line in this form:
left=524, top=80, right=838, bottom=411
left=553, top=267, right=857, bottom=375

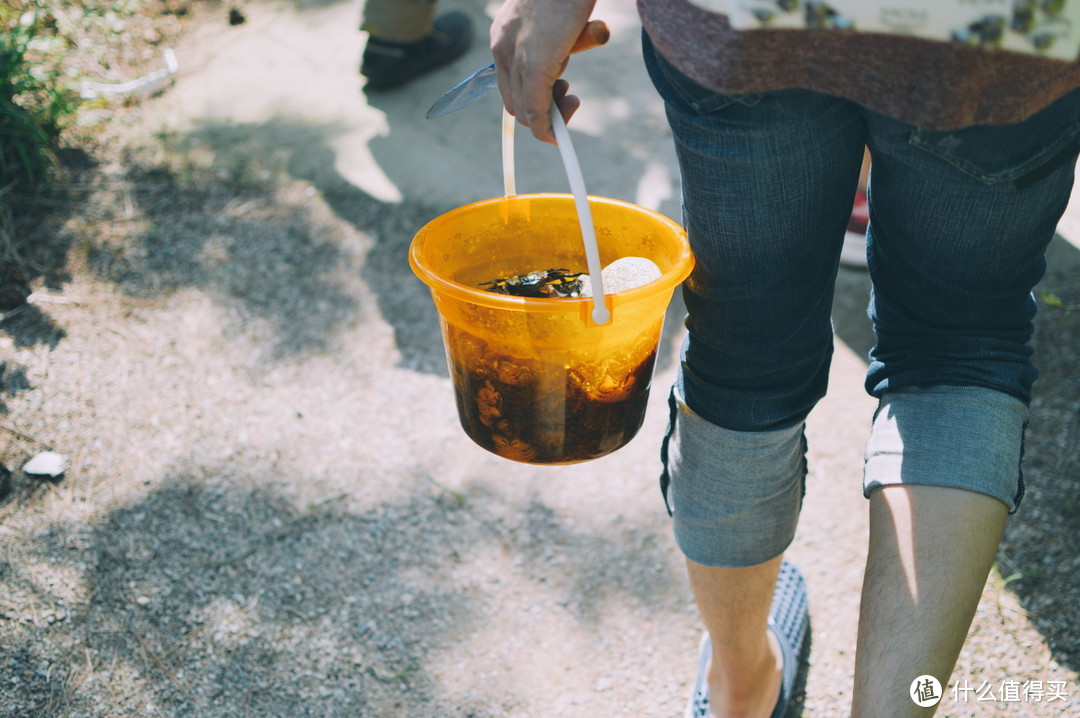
left=579, top=256, right=662, bottom=297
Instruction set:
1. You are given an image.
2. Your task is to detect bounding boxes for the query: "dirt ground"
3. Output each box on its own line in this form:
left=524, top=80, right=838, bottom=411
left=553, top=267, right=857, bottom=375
left=1, top=1, right=1078, bottom=716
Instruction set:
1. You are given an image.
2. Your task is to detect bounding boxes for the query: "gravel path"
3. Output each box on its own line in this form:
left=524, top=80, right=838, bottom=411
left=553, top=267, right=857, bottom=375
left=1, top=1, right=1078, bottom=716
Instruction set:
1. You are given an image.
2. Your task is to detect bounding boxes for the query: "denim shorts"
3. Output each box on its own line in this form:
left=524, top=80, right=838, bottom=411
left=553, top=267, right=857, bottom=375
left=643, top=31, right=1080, bottom=567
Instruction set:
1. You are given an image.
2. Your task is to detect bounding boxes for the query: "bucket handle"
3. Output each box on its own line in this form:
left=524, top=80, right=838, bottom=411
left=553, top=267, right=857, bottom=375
left=500, top=106, right=610, bottom=325
left=549, top=105, right=610, bottom=324
left=502, top=108, right=516, bottom=197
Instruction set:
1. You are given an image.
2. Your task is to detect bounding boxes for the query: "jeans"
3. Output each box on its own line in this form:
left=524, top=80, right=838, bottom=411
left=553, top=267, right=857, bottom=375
left=643, top=31, right=1080, bottom=567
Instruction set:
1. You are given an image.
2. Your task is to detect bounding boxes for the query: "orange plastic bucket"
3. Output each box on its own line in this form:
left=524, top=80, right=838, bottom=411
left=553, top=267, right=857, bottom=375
left=410, top=193, right=693, bottom=465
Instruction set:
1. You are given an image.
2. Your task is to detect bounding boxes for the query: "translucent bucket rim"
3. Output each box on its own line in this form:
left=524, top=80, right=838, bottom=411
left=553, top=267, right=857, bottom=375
left=409, top=193, right=694, bottom=315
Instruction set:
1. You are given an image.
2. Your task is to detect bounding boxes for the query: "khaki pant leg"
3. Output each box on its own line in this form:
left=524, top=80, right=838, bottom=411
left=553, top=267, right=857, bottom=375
left=361, top=0, right=437, bottom=43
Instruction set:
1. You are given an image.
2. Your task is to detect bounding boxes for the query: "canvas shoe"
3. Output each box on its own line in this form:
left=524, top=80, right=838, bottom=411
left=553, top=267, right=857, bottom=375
left=361, top=11, right=472, bottom=91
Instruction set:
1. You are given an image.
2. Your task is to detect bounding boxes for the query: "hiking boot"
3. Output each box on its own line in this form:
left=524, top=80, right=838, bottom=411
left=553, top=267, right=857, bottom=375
left=361, top=11, right=473, bottom=91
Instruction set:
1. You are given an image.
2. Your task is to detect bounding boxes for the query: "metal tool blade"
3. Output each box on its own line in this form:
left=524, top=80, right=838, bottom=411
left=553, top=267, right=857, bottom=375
left=425, top=62, right=498, bottom=119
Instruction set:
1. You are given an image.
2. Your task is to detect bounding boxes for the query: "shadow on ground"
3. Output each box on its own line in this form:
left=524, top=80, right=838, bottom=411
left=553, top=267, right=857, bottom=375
left=1001, top=235, right=1080, bottom=671
left=140, top=118, right=487, bottom=375
left=0, top=149, right=101, bottom=351
left=830, top=234, right=1080, bottom=674
left=0, top=468, right=686, bottom=717
left=89, top=135, right=368, bottom=363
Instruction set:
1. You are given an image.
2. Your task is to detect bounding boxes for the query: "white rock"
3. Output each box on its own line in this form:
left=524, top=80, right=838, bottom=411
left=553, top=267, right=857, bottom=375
left=578, top=257, right=663, bottom=298
left=604, top=256, right=663, bottom=294
left=22, top=451, right=68, bottom=477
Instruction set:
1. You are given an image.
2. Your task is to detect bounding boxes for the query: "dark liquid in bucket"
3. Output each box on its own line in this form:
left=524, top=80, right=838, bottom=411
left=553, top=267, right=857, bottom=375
left=445, top=326, right=656, bottom=464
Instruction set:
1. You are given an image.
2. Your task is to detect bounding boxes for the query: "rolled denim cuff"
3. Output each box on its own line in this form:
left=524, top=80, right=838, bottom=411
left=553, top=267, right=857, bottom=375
left=665, top=387, right=807, bottom=567
left=863, top=385, right=1028, bottom=511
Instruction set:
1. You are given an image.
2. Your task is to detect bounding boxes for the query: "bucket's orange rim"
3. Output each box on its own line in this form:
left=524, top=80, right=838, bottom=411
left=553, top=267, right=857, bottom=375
left=409, top=193, right=694, bottom=314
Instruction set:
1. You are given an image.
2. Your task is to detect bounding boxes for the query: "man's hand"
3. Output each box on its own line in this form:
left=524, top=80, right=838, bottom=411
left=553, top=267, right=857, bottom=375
left=490, top=0, right=602, bottom=144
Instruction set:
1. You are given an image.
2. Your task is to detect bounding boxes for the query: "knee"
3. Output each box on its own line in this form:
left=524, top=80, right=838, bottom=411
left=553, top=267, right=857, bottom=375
left=664, top=388, right=808, bottom=567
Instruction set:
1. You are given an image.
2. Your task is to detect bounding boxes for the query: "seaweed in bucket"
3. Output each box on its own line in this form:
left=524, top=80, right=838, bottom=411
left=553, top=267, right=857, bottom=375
left=444, top=325, right=656, bottom=464
left=480, top=268, right=586, bottom=298
left=480, top=258, right=663, bottom=298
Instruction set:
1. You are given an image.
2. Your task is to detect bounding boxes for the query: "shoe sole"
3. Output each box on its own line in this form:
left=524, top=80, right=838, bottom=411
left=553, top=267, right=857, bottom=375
left=769, top=561, right=811, bottom=718
left=683, top=560, right=811, bottom=718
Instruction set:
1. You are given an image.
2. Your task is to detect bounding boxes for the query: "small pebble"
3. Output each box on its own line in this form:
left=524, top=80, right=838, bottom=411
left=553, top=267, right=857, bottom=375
left=22, top=452, right=67, bottom=478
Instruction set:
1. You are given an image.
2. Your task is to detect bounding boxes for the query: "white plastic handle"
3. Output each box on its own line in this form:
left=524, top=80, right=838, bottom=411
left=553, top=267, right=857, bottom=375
left=502, top=108, right=516, bottom=197
left=549, top=104, right=609, bottom=325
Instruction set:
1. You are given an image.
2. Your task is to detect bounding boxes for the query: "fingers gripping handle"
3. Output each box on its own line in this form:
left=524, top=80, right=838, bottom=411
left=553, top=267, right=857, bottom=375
left=503, top=20, right=607, bottom=197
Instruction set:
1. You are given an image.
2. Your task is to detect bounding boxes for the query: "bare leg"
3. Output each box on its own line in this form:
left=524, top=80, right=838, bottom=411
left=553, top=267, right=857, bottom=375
left=852, top=485, right=1008, bottom=717
left=688, top=555, right=785, bottom=718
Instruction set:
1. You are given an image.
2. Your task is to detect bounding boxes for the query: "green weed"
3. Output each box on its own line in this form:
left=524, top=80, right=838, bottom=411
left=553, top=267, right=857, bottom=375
left=0, top=2, right=78, bottom=192
left=1040, top=291, right=1075, bottom=321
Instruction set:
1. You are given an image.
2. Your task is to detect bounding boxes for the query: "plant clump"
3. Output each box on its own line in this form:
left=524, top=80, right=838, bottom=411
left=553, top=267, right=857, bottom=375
left=0, top=0, right=192, bottom=273
left=0, top=2, right=79, bottom=193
